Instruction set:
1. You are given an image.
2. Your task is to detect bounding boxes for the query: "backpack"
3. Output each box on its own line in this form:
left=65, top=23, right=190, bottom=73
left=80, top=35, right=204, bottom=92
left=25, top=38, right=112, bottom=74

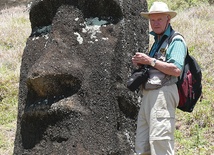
left=169, top=33, right=202, bottom=112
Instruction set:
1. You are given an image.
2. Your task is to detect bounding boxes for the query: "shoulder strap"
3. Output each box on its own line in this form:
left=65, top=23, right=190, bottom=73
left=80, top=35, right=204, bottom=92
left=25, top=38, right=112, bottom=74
left=168, top=32, right=182, bottom=43
left=149, top=37, right=166, bottom=57
left=149, top=38, right=166, bottom=57
left=149, top=29, right=176, bottom=58
left=168, top=32, right=189, bottom=56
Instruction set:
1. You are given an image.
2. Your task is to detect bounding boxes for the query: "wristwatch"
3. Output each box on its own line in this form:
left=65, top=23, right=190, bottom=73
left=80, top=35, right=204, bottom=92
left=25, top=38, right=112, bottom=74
left=151, top=58, right=157, bottom=67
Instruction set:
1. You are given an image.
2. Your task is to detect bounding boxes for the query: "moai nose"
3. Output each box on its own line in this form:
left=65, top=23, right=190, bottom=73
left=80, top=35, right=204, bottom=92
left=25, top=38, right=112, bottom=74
left=27, top=74, right=81, bottom=98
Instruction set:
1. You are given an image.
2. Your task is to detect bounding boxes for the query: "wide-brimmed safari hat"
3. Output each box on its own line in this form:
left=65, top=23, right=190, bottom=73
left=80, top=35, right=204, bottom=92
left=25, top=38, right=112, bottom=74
left=140, top=2, right=177, bottom=19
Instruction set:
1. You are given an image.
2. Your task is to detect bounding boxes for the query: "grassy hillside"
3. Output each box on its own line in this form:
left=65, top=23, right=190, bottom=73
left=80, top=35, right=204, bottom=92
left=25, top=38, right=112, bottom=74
left=172, top=4, right=214, bottom=155
left=0, top=2, right=214, bottom=155
left=0, top=6, right=31, bottom=155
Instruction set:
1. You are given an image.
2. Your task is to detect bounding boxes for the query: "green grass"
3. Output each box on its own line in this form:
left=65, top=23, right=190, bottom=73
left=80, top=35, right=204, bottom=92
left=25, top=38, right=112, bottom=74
left=0, top=1, right=214, bottom=155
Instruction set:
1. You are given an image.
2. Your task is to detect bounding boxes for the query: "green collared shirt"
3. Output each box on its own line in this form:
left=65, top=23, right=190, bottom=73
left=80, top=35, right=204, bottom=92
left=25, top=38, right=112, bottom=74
left=149, top=24, right=186, bottom=71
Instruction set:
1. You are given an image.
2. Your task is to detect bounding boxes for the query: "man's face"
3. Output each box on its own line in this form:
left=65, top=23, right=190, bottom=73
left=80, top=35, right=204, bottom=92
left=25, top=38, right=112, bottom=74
left=149, top=13, right=170, bottom=35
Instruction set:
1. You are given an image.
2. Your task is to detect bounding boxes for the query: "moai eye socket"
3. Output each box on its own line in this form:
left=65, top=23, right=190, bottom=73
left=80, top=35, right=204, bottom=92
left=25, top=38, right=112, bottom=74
left=30, top=0, right=123, bottom=37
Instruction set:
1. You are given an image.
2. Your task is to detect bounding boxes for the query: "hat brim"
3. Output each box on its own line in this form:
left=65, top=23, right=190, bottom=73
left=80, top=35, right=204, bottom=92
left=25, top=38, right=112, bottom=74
left=140, top=11, right=177, bottom=19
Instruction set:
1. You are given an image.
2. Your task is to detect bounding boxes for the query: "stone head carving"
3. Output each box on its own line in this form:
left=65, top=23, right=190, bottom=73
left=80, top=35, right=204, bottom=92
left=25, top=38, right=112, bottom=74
left=14, top=0, right=148, bottom=154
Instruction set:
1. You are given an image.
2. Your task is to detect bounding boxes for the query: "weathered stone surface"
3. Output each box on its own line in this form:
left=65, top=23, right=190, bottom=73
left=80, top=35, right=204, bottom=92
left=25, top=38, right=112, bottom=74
left=14, top=0, right=148, bottom=154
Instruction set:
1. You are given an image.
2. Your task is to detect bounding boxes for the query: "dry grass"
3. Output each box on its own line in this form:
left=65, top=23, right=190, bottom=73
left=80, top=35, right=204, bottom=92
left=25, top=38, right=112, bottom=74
left=171, top=4, right=214, bottom=155
left=0, top=2, right=214, bottom=155
left=173, top=4, right=214, bottom=100
left=0, top=6, right=31, bottom=155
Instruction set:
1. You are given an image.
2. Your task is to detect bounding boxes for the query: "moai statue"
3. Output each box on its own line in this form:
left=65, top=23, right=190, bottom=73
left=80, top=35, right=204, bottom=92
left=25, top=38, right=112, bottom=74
left=14, top=0, right=148, bottom=154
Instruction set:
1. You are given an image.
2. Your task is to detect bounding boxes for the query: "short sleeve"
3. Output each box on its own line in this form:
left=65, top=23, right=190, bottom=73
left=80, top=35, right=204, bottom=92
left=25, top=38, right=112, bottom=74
left=166, top=38, right=187, bottom=71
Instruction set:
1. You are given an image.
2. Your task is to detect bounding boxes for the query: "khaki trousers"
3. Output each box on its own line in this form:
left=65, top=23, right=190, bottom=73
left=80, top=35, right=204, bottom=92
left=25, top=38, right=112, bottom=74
left=135, top=84, right=179, bottom=155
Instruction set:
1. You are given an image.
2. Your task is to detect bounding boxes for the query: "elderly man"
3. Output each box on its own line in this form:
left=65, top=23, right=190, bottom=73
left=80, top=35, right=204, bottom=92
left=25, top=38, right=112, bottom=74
left=132, top=2, right=187, bottom=155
